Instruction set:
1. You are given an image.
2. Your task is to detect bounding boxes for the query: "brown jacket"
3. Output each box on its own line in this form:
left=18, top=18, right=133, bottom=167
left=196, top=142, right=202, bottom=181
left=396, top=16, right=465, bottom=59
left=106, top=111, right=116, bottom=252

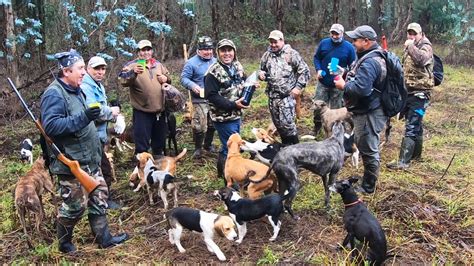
left=403, top=36, right=434, bottom=93
left=119, top=59, right=171, bottom=113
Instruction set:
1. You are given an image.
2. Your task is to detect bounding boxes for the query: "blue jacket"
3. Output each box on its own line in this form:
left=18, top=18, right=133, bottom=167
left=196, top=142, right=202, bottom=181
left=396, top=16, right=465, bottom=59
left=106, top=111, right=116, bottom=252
left=343, top=44, right=387, bottom=114
left=313, top=38, right=356, bottom=87
left=181, top=54, right=216, bottom=103
left=81, top=73, right=114, bottom=144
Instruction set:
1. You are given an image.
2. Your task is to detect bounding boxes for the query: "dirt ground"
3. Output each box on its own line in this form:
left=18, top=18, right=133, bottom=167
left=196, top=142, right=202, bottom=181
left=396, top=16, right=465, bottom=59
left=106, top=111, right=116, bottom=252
left=0, top=62, right=473, bottom=264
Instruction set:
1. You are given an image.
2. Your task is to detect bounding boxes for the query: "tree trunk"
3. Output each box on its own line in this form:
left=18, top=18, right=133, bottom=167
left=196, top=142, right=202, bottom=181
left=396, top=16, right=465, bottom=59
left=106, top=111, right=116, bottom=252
left=275, top=0, right=284, bottom=31
left=210, top=0, right=219, bottom=41
left=159, top=0, right=168, bottom=61
left=371, top=0, right=383, bottom=34
left=332, top=0, right=340, bottom=23
left=5, top=3, right=19, bottom=89
left=349, top=0, right=356, bottom=28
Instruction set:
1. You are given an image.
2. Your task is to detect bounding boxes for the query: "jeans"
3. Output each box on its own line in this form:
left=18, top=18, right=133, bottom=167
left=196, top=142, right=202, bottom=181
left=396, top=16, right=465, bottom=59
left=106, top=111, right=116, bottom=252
left=213, top=119, right=241, bottom=157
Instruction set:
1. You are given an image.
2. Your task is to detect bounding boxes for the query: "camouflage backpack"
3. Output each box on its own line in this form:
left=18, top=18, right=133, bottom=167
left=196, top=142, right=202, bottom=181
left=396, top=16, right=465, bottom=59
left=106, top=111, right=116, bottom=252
left=162, top=84, right=186, bottom=113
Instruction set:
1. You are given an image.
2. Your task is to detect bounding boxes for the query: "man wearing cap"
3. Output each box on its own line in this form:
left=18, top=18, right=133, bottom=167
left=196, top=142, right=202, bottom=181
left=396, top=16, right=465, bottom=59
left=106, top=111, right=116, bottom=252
left=181, top=36, right=217, bottom=159
left=387, top=23, right=434, bottom=170
left=313, top=24, right=356, bottom=136
left=41, top=49, right=129, bottom=253
left=334, top=25, right=388, bottom=194
left=259, top=30, right=310, bottom=145
left=204, top=39, right=250, bottom=183
left=119, top=39, right=171, bottom=158
left=82, top=56, right=121, bottom=209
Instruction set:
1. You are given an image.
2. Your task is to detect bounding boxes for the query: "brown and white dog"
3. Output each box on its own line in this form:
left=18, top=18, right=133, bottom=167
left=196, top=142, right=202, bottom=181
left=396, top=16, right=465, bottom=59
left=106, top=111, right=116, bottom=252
left=225, top=133, right=277, bottom=199
left=312, top=100, right=353, bottom=138
left=14, top=157, right=54, bottom=246
left=130, top=149, right=187, bottom=209
left=166, top=207, right=237, bottom=261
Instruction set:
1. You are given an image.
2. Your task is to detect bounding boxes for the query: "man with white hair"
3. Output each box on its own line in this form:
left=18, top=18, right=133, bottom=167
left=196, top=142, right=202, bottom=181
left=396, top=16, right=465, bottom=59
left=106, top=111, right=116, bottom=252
left=82, top=56, right=122, bottom=209
left=313, top=24, right=356, bottom=136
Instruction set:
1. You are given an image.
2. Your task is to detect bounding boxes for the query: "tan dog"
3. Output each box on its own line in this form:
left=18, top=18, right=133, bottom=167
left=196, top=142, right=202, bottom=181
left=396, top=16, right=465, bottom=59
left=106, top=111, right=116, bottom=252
left=130, top=149, right=187, bottom=208
left=225, top=133, right=276, bottom=199
left=252, top=127, right=277, bottom=144
left=105, top=152, right=117, bottom=182
left=266, top=123, right=279, bottom=140
left=312, top=100, right=353, bottom=138
left=14, top=157, right=54, bottom=246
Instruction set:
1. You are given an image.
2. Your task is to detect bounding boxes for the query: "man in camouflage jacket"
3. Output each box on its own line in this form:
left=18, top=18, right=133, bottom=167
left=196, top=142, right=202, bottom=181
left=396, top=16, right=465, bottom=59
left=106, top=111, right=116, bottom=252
left=259, top=30, right=310, bottom=144
left=387, top=23, right=434, bottom=170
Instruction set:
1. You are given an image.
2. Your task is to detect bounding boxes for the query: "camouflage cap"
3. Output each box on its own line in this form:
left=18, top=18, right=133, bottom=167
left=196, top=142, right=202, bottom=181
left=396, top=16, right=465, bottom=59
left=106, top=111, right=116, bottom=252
left=217, top=39, right=236, bottom=50
left=345, top=25, right=377, bottom=40
left=407, top=23, right=422, bottom=34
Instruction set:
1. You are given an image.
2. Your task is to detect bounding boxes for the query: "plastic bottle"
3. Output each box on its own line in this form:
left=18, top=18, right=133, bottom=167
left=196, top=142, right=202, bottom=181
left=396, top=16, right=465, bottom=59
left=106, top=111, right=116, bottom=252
left=241, top=71, right=257, bottom=106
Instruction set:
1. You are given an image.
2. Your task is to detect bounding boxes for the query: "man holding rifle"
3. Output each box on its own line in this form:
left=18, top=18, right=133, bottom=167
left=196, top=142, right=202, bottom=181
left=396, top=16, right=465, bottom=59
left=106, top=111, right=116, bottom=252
left=40, top=49, right=128, bottom=253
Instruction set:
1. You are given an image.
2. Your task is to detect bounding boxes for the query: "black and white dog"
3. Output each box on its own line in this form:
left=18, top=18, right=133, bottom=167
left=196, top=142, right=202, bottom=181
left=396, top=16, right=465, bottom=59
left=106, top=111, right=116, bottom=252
left=329, top=177, right=388, bottom=266
left=214, top=187, right=289, bottom=243
left=251, top=121, right=346, bottom=220
left=20, top=138, right=33, bottom=165
left=166, top=207, right=237, bottom=261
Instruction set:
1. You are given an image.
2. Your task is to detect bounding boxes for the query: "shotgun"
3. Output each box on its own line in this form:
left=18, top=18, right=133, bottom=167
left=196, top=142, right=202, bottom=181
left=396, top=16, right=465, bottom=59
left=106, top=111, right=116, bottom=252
left=7, top=78, right=100, bottom=193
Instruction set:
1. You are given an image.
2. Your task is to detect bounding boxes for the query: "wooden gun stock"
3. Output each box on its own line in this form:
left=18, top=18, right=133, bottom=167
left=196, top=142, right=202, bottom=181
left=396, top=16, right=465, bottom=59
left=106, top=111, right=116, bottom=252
left=8, top=77, right=99, bottom=194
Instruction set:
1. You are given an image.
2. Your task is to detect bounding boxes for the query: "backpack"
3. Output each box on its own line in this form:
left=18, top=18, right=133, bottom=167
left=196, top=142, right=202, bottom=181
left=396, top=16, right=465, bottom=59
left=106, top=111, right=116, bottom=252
left=162, top=84, right=186, bottom=113
left=362, top=50, right=407, bottom=117
left=433, top=54, right=444, bottom=86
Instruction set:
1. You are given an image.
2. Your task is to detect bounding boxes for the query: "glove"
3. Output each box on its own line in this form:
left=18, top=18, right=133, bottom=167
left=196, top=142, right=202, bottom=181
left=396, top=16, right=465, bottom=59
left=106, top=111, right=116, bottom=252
left=114, top=114, right=126, bottom=134
left=85, top=106, right=101, bottom=121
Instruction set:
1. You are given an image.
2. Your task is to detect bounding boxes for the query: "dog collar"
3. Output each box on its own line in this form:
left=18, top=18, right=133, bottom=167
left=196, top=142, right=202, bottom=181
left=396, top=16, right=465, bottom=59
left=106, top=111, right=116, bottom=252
left=344, top=199, right=362, bottom=208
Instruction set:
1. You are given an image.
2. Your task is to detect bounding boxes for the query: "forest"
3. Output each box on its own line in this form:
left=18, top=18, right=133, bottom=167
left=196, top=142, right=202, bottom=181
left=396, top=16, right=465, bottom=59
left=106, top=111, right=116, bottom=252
left=0, top=0, right=472, bottom=264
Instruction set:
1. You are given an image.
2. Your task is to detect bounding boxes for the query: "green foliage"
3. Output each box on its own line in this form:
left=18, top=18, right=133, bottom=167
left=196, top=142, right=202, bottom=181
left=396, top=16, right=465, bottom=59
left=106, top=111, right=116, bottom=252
left=32, top=243, right=52, bottom=261
left=0, top=193, right=15, bottom=234
left=256, top=246, right=280, bottom=265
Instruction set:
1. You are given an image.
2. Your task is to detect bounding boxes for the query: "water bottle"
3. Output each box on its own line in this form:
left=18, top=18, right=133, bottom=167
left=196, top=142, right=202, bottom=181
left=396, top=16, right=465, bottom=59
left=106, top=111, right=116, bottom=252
left=329, top=57, right=340, bottom=74
left=241, top=71, right=257, bottom=106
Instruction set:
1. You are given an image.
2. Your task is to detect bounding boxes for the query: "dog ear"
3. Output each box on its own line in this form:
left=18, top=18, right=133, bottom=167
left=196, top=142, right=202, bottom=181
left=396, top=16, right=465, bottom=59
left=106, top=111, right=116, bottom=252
left=213, top=216, right=226, bottom=237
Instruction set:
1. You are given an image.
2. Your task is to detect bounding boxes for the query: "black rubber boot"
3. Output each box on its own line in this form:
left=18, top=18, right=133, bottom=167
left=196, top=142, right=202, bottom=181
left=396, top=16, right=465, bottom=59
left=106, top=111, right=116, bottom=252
left=192, top=132, right=204, bottom=159
left=387, top=137, right=416, bottom=170
left=217, top=153, right=226, bottom=186
left=88, top=214, right=129, bottom=249
left=57, top=218, right=77, bottom=253
left=203, top=128, right=217, bottom=153
left=356, top=165, right=379, bottom=194
left=412, top=135, right=423, bottom=161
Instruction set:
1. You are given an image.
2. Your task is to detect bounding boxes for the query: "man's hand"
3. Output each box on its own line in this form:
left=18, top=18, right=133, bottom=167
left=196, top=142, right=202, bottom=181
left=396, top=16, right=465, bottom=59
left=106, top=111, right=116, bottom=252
left=404, top=39, right=414, bottom=48
left=158, top=74, right=168, bottom=84
left=110, top=106, right=120, bottom=117
left=334, top=75, right=345, bottom=90
left=235, top=97, right=249, bottom=109
left=290, top=87, right=301, bottom=98
left=328, top=64, right=345, bottom=76
left=316, top=70, right=323, bottom=80
left=192, top=86, right=201, bottom=95
left=134, top=65, right=145, bottom=74
left=258, top=71, right=266, bottom=81
left=85, top=106, right=101, bottom=121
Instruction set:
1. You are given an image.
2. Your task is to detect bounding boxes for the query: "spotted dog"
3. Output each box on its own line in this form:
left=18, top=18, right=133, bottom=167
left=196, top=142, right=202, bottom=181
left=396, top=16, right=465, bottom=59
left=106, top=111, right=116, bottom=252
left=166, top=207, right=237, bottom=261
left=20, top=138, right=33, bottom=165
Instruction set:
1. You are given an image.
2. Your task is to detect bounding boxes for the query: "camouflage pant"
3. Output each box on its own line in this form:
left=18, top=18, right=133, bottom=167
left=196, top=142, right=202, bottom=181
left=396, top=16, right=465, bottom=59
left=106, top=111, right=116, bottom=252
left=57, top=172, right=109, bottom=220
left=192, top=103, right=214, bottom=133
left=314, top=82, right=344, bottom=109
left=269, top=96, right=298, bottom=137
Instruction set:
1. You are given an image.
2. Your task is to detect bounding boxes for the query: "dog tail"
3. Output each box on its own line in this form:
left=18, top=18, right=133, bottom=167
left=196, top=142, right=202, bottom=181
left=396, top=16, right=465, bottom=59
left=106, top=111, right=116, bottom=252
left=247, top=164, right=274, bottom=184
left=174, top=148, right=187, bottom=161
left=300, top=135, right=316, bottom=140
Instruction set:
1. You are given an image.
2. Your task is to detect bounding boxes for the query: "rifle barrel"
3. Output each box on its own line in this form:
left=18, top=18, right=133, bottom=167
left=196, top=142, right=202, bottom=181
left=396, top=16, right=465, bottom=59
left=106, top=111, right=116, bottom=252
left=7, top=78, right=37, bottom=121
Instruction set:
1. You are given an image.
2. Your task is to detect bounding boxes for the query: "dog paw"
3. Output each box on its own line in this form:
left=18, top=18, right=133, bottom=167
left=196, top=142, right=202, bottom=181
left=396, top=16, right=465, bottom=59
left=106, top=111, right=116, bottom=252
left=178, top=248, right=186, bottom=253
left=235, top=239, right=243, bottom=245
left=217, top=255, right=227, bottom=261
left=269, top=237, right=276, bottom=242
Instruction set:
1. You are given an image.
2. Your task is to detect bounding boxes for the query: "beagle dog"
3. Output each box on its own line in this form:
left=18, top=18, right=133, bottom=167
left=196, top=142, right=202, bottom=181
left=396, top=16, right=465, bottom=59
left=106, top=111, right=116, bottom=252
left=20, top=138, right=33, bottom=165
left=214, top=187, right=289, bottom=243
left=166, top=207, right=237, bottom=261
left=130, top=149, right=186, bottom=209
left=225, top=133, right=277, bottom=199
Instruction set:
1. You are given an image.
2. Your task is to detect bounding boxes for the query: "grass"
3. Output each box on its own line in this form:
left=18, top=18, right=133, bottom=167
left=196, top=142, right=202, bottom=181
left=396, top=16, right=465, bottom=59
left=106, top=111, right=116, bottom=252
left=0, top=61, right=473, bottom=264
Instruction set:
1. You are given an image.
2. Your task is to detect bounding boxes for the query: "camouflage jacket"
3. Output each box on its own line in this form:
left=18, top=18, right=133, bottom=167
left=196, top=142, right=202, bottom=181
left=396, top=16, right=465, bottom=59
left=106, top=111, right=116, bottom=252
left=204, top=60, right=245, bottom=122
left=260, top=44, right=310, bottom=99
left=403, top=36, right=434, bottom=93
